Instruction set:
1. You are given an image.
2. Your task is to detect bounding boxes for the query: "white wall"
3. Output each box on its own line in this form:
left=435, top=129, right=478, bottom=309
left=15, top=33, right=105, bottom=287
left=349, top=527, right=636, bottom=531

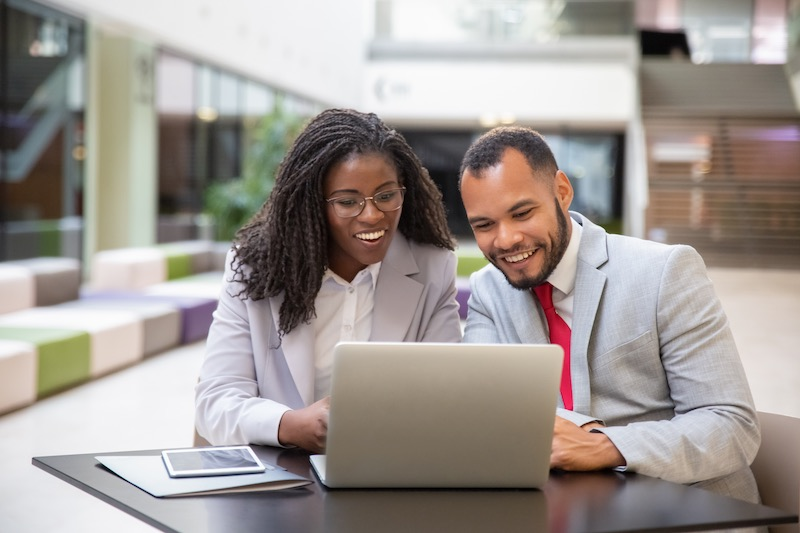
left=363, top=59, right=637, bottom=129
left=42, top=0, right=370, bottom=107
left=43, top=0, right=646, bottom=242
left=44, top=0, right=641, bottom=128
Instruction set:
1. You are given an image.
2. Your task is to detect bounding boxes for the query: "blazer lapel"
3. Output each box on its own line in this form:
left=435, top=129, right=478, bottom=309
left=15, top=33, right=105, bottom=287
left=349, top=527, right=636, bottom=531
left=268, top=295, right=316, bottom=406
left=511, top=288, right=551, bottom=345
left=371, top=234, right=423, bottom=341
left=569, top=212, right=609, bottom=415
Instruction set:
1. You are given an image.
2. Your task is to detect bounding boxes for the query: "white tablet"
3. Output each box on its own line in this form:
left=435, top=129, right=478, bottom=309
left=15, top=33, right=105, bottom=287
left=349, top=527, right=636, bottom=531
left=161, top=446, right=268, bottom=478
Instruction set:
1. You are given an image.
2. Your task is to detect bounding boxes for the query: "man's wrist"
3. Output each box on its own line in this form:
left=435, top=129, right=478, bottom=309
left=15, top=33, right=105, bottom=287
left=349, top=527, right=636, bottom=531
left=588, top=428, right=626, bottom=468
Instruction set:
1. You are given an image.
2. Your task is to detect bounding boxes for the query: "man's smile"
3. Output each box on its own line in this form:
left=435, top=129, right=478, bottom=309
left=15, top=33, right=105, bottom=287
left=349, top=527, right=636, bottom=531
left=502, top=250, right=535, bottom=263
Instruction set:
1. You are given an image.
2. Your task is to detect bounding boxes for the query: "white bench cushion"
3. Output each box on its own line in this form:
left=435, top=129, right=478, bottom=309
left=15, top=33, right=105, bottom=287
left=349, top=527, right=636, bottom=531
left=0, top=308, right=144, bottom=377
left=0, top=265, right=35, bottom=315
left=0, top=340, right=37, bottom=414
left=90, top=248, right=167, bottom=290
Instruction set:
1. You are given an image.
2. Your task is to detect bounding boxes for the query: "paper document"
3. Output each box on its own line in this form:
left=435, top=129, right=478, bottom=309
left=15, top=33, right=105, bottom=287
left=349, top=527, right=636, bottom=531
left=96, top=454, right=312, bottom=497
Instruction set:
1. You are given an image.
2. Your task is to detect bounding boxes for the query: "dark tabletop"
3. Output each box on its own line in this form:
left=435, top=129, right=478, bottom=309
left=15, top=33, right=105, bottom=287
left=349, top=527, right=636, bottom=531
left=32, top=445, right=798, bottom=533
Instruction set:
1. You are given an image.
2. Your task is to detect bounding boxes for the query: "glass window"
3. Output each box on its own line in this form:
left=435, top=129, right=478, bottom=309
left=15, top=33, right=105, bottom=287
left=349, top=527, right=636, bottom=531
left=154, top=51, right=319, bottom=241
left=0, top=0, right=85, bottom=260
left=156, top=53, right=194, bottom=115
left=401, top=129, right=623, bottom=237
left=243, top=81, right=273, bottom=118
left=636, top=0, right=787, bottom=64
left=548, top=134, right=621, bottom=226
left=374, top=0, right=633, bottom=43
left=218, top=72, right=240, bottom=118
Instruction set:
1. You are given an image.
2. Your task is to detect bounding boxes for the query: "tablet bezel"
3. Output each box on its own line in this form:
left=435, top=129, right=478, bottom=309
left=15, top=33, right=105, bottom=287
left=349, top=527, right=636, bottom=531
left=161, top=445, right=267, bottom=478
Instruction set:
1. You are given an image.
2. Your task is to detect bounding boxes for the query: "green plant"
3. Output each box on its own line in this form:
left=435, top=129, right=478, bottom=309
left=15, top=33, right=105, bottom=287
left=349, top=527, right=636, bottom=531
left=204, top=104, right=304, bottom=242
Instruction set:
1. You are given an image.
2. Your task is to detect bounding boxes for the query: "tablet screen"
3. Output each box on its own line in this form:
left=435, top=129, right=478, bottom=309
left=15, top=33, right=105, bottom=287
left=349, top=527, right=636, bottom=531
left=161, top=446, right=268, bottom=478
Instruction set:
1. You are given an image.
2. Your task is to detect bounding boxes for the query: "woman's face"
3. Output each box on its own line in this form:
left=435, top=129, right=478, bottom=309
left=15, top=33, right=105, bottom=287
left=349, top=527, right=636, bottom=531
left=323, top=152, right=403, bottom=282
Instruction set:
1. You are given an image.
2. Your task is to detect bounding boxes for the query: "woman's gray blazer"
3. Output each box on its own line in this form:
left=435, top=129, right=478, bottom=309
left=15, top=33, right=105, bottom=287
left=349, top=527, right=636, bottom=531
left=196, top=233, right=462, bottom=447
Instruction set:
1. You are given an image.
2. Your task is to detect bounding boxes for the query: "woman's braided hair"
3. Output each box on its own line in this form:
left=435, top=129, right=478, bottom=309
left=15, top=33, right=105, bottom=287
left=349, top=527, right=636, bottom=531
left=231, top=108, right=455, bottom=338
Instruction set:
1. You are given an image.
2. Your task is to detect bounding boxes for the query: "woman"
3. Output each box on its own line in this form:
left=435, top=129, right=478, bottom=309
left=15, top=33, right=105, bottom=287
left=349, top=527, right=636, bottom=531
left=195, top=108, right=462, bottom=453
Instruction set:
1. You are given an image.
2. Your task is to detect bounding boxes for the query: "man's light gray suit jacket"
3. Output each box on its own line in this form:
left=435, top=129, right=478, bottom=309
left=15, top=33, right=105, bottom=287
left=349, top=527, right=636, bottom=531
left=196, top=233, right=463, bottom=447
left=463, top=212, right=760, bottom=502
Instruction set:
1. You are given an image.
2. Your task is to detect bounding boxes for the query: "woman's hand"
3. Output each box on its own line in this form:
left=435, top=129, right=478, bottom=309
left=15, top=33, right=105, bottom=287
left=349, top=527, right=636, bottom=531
left=277, top=397, right=331, bottom=453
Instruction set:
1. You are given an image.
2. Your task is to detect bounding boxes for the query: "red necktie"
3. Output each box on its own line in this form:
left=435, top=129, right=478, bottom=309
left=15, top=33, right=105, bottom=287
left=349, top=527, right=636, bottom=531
left=533, top=282, right=573, bottom=410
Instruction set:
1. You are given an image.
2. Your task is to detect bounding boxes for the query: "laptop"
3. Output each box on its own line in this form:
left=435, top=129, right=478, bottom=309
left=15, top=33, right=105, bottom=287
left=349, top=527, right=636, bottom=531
left=309, top=341, right=563, bottom=489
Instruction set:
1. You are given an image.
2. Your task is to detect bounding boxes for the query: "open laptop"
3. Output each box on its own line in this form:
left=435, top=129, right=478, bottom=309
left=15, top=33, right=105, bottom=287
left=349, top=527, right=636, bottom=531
left=309, top=341, right=563, bottom=489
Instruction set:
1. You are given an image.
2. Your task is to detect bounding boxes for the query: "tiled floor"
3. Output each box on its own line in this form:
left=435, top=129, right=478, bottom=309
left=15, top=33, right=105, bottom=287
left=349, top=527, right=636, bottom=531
left=1, top=267, right=798, bottom=532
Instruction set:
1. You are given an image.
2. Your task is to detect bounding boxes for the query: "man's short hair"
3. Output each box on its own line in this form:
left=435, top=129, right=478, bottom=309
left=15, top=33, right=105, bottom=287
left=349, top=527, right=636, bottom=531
left=459, top=126, right=559, bottom=187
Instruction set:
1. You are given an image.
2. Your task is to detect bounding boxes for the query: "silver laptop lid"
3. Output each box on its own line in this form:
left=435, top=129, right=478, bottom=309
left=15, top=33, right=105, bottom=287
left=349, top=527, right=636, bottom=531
left=318, top=342, right=563, bottom=489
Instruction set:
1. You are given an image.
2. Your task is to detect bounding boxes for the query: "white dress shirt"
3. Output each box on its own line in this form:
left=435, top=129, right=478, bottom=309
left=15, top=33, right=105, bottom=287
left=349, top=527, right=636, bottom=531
left=546, top=217, right=583, bottom=328
left=313, top=262, right=381, bottom=401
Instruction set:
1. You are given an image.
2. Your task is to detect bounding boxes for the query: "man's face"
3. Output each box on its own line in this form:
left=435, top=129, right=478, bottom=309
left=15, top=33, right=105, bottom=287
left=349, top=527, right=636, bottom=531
left=460, top=148, right=573, bottom=290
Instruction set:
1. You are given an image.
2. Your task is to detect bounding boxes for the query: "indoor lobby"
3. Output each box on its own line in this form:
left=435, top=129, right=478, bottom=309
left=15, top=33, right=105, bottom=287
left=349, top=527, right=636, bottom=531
left=1, top=0, right=799, bottom=531
left=1, top=263, right=798, bottom=532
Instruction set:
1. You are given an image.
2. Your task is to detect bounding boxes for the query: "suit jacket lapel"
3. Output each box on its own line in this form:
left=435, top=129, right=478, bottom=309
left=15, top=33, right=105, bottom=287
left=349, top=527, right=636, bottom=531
left=510, top=288, right=551, bottom=345
left=268, top=294, right=316, bottom=406
left=266, top=233, right=424, bottom=404
left=371, top=234, right=423, bottom=341
left=569, top=212, right=608, bottom=414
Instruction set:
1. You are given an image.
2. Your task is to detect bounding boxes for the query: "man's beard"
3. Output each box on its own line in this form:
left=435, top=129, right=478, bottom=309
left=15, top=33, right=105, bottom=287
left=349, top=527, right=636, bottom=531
left=492, top=201, right=570, bottom=291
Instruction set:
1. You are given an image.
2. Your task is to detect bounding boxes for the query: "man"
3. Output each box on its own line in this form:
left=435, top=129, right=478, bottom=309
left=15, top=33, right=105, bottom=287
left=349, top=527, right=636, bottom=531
left=458, top=126, right=760, bottom=502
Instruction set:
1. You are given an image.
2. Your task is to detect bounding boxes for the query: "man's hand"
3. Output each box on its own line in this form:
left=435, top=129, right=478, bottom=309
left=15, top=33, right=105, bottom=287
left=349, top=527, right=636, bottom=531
left=277, top=397, right=330, bottom=454
left=550, top=416, right=625, bottom=471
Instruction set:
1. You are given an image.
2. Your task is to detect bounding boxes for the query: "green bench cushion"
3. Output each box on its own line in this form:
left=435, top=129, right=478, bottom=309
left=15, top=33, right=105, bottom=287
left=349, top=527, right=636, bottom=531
left=163, top=252, right=192, bottom=280
left=456, top=253, right=489, bottom=278
left=0, top=327, right=91, bottom=397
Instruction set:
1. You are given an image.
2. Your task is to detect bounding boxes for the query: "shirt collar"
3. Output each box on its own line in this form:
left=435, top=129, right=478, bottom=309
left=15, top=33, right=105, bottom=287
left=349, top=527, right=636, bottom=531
left=547, top=216, right=582, bottom=297
left=322, top=262, right=382, bottom=290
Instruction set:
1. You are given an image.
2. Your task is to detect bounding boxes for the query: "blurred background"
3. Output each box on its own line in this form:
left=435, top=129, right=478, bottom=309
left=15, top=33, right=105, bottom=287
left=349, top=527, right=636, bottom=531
left=1, top=0, right=799, bottom=269
left=2, top=2, right=799, bottom=531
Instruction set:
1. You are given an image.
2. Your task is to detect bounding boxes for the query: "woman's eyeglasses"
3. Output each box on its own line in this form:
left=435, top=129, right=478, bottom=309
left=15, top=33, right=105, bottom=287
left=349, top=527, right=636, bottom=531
left=325, top=187, right=406, bottom=218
